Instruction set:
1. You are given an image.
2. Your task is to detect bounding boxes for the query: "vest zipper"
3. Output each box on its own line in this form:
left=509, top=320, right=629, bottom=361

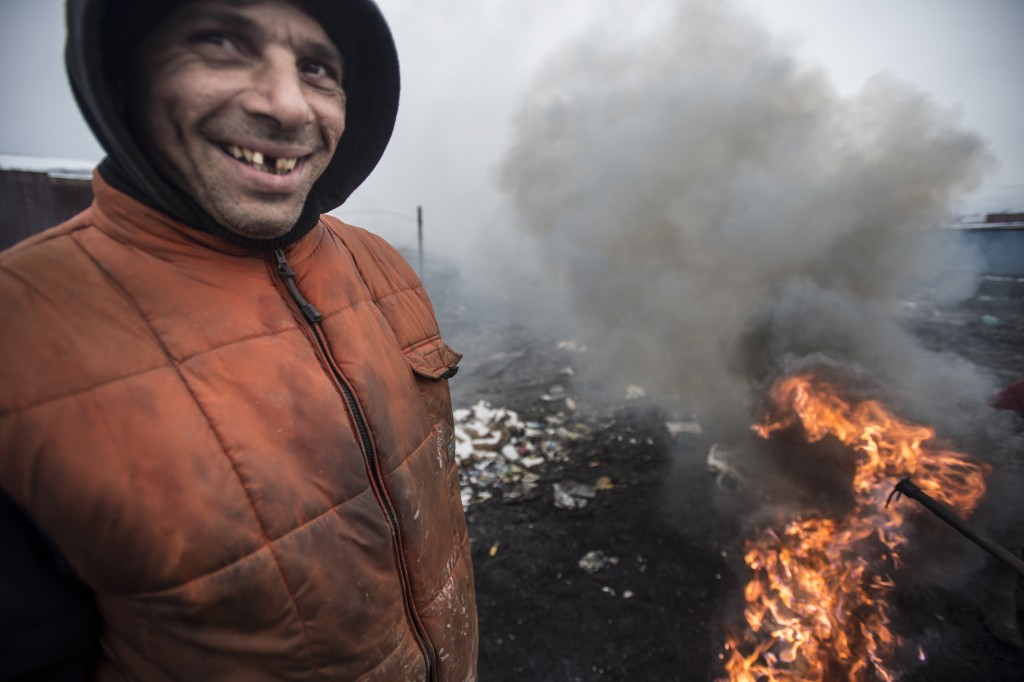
left=275, top=250, right=323, bottom=323
left=273, top=249, right=436, bottom=681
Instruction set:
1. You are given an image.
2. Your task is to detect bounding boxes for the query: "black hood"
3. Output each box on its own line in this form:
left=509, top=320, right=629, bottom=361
left=65, top=0, right=400, bottom=251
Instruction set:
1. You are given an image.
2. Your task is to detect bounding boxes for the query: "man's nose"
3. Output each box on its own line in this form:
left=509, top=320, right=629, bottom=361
left=241, top=50, right=314, bottom=130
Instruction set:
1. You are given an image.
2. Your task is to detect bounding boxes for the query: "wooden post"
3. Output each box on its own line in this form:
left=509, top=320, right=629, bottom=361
left=417, top=205, right=424, bottom=280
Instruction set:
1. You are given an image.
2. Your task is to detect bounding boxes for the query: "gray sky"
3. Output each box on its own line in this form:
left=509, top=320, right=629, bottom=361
left=1, top=0, right=1021, bottom=251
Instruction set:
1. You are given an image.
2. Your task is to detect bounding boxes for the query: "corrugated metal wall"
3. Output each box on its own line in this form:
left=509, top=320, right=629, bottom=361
left=958, top=227, right=1024, bottom=277
left=0, top=170, right=93, bottom=251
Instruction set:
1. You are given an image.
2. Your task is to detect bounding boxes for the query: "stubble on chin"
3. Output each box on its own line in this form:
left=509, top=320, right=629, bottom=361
left=193, top=181, right=310, bottom=240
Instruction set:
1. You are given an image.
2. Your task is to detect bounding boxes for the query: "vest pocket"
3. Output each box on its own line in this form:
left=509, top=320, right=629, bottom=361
left=403, top=337, right=462, bottom=380
left=403, top=337, right=462, bottom=449
left=404, top=338, right=467, bottom=517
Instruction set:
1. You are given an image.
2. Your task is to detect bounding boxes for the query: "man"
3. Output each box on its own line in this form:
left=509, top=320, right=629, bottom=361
left=0, top=0, right=477, bottom=679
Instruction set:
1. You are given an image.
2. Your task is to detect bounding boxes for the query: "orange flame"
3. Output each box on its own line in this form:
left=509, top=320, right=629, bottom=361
left=721, top=373, right=990, bottom=681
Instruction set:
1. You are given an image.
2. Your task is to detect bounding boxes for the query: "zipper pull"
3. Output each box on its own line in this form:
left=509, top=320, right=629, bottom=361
left=274, top=249, right=323, bottom=324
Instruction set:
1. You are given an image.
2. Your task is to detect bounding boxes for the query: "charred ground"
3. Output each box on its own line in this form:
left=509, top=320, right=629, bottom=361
left=429, top=269, right=1024, bottom=682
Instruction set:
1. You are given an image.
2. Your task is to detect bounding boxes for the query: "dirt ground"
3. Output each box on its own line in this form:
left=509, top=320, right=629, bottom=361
left=430, top=269, right=1024, bottom=682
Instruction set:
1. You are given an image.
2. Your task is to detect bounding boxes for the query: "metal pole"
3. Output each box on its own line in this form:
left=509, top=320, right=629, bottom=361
left=417, top=205, right=424, bottom=280
left=887, top=477, right=1024, bottom=578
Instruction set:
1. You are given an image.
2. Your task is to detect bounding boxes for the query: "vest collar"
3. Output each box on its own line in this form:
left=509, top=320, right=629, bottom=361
left=88, top=171, right=326, bottom=262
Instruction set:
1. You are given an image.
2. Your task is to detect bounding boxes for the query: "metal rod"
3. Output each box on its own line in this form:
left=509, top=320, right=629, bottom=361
left=887, top=477, right=1024, bottom=578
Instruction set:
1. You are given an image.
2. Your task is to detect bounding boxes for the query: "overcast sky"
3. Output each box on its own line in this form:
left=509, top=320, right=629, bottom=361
left=1, top=0, right=1021, bottom=251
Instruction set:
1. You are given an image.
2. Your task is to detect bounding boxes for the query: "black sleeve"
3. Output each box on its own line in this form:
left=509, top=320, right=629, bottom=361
left=0, top=493, right=99, bottom=682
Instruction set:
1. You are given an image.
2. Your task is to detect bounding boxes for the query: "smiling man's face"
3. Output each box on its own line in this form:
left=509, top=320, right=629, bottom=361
left=129, top=0, right=346, bottom=239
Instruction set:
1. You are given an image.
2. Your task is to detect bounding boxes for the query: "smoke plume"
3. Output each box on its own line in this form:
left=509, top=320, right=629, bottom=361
left=498, top=0, right=997, bottom=437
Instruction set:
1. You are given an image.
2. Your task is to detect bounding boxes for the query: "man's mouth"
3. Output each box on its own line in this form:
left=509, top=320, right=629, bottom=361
left=223, top=144, right=299, bottom=175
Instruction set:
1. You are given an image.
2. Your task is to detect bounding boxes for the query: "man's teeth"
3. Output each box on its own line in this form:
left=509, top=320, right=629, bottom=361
left=226, top=145, right=298, bottom=175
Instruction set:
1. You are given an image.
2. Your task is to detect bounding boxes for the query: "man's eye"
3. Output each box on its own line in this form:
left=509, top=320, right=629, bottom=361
left=301, top=61, right=341, bottom=84
left=192, top=32, right=237, bottom=50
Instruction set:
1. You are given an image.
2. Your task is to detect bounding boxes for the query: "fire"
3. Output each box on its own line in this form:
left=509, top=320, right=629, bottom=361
left=721, top=373, right=990, bottom=681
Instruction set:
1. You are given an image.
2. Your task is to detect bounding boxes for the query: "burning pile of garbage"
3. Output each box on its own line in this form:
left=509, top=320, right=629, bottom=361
left=720, top=373, right=992, bottom=682
left=453, top=400, right=589, bottom=506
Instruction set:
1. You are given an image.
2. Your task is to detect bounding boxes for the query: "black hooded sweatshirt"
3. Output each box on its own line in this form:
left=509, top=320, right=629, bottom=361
left=0, top=1, right=400, bottom=678
left=68, top=0, right=401, bottom=249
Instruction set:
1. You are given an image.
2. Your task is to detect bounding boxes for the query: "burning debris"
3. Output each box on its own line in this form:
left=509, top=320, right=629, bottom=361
left=721, top=373, right=991, bottom=682
left=445, top=279, right=1023, bottom=679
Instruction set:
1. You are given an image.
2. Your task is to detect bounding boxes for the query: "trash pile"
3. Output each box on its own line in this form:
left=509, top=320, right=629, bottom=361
left=453, top=400, right=588, bottom=506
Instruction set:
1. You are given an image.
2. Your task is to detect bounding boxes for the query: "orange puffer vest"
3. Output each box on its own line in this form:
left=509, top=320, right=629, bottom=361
left=0, top=175, right=477, bottom=681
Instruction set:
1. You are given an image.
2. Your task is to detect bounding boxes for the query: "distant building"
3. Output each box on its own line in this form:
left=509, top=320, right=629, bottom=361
left=984, top=212, right=1024, bottom=225
left=0, top=154, right=95, bottom=251
left=953, top=212, right=1024, bottom=277
left=947, top=211, right=1024, bottom=308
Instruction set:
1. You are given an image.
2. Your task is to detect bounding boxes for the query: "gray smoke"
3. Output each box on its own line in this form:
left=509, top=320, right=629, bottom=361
left=498, top=0, right=999, bottom=437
